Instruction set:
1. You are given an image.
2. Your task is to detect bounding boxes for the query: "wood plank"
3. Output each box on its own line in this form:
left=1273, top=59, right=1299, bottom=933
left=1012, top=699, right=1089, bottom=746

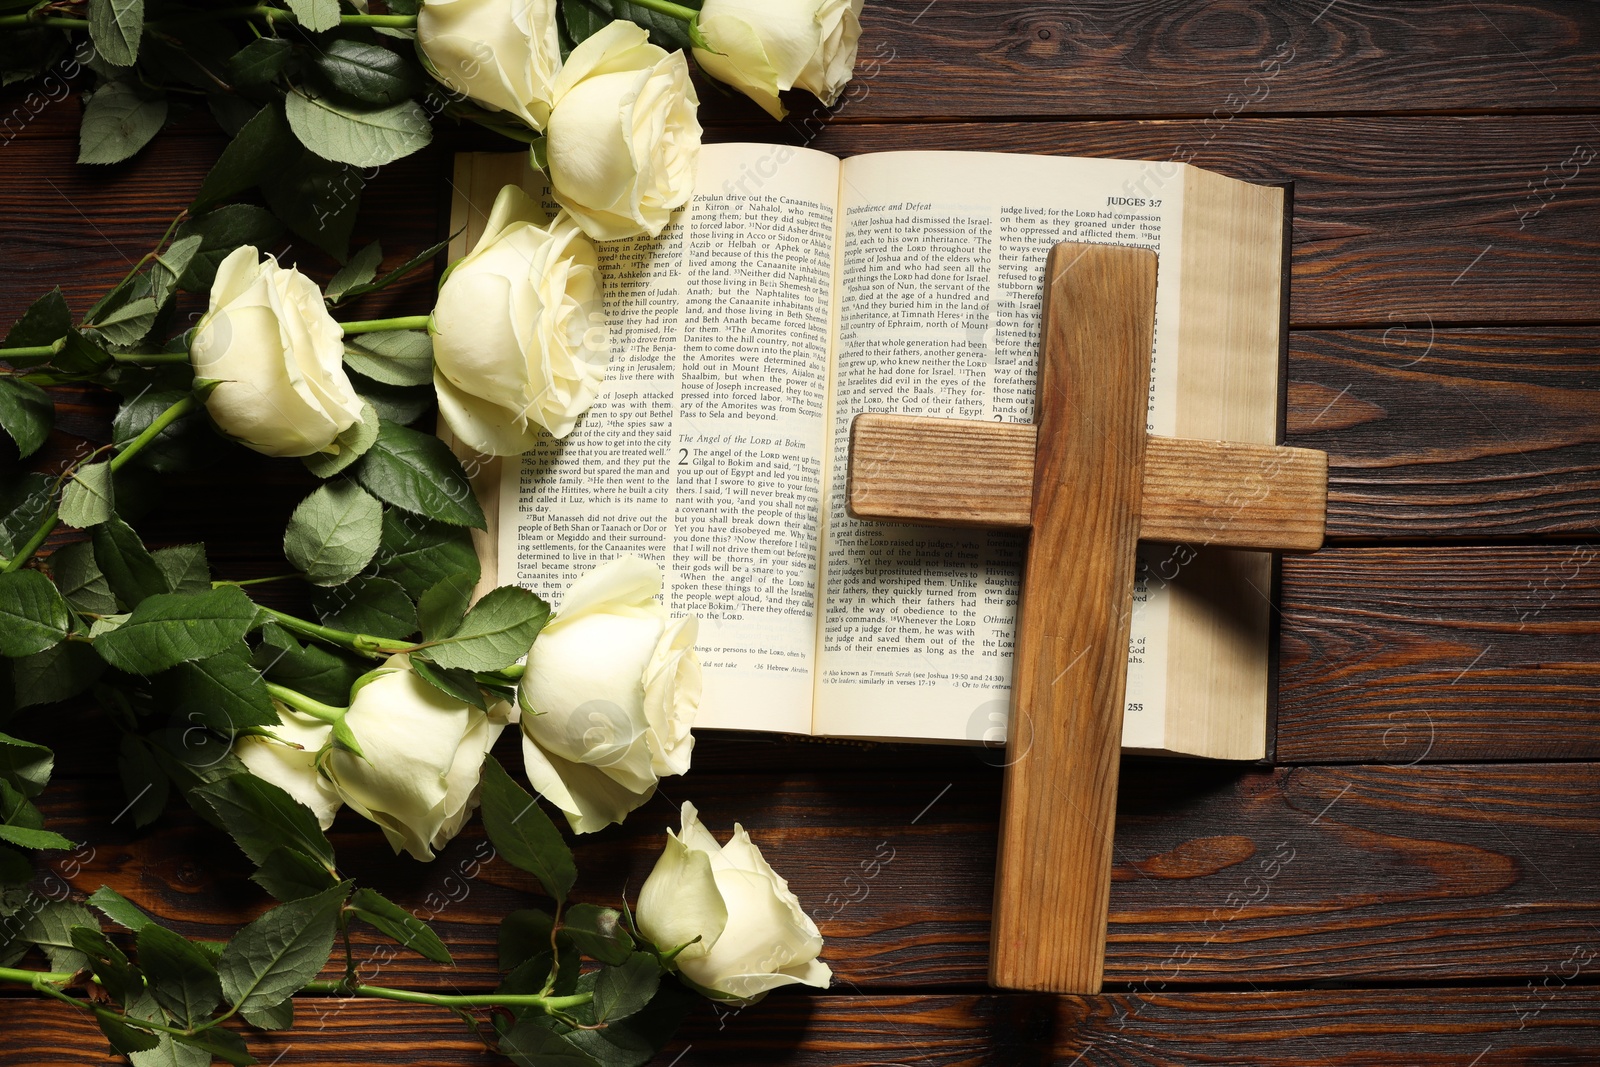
left=23, top=758, right=1600, bottom=990
left=4, top=985, right=1599, bottom=1066
left=845, top=0, right=1600, bottom=118
left=1289, top=328, right=1600, bottom=539
left=1277, top=546, right=1600, bottom=762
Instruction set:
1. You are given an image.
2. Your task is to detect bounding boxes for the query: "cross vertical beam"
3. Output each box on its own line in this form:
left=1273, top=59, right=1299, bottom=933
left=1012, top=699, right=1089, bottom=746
left=989, top=242, right=1157, bottom=992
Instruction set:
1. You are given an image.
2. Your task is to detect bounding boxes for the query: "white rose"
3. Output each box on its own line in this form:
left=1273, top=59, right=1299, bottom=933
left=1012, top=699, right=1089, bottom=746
left=518, top=555, right=701, bottom=833
left=190, top=245, right=364, bottom=458
left=431, top=185, right=609, bottom=453
left=417, top=0, right=562, bottom=130
left=692, top=0, right=863, bottom=120
left=320, top=655, right=510, bottom=861
left=236, top=706, right=342, bottom=830
left=546, top=21, right=702, bottom=241
left=637, top=801, right=831, bottom=1001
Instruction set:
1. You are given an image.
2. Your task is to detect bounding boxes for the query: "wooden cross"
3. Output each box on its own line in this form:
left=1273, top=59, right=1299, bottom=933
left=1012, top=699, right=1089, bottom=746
left=845, top=242, right=1329, bottom=994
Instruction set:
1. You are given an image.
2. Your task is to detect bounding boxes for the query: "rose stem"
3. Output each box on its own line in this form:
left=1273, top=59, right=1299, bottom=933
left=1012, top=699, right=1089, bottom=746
left=0, top=395, right=198, bottom=575
left=339, top=316, right=433, bottom=335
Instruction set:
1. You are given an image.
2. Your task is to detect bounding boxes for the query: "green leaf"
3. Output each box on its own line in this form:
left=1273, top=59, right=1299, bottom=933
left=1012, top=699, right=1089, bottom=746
left=218, top=882, right=348, bottom=1014
left=87, top=0, right=144, bottom=66
left=355, top=420, right=485, bottom=528
left=418, top=572, right=474, bottom=642
left=251, top=623, right=364, bottom=707
left=349, top=887, right=452, bottom=964
left=563, top=903, right=635, bottom=966
left=376, top=511, right=479, bottom=598
left=284, top=481, right=383, bottom=587
left=94, top=585, right=258, bottom=675
left=285, top=90, right=432, bottom=168
left=79, top=80, right=166, bottom=165
left=171, top=1026, right=257, bottom=1067
left=341, top=330, right=432, bottom=387
left=51, top=540, right=116, bottom=615
left=600, top=0, right=697, bottom=51
left=173, top=205, right=284, bottom=292
left=251, top=845, right=338, bottom=902
left=260, top=147, right=359, bottom=262
left=479, top=757, right=575, bottom=903
left=194, top=771, right=337, bottom=869
left=0, top=778, right=42, bottom=830
left=164, top=649, right=279, bottom=731
left=131, top=1034, right=214, bottom=1067
left=0, top=378, right=53, bottom=457
left=59, top=461, right=114, bottom=529
left=325, top=241, right=383, bottom=303
left=0, top=823, right=74, bottom=850
left=20, top=899, right=97, bottom=971
left=54, top=327, right=113, bottom=376
left=89, top=886, right=156, bottom=932
left=3, top=289, right=70, bottom=361
left=0, top=474, right=51, bottom=558
left=93, top=515, right=170, bottom=607
left=498, top=908, right=559, bottom=971
left=287, top=0, right=339, bottom=32
left=228, top=37, right=292, bottom=88
left=138, top=924, right=223, bottom=1026
left=149, top=235, right=203, bottom=306
left=333, top=235, right=452, bottom=305
left=564, top=981, right=696, bottom=1067
left=191, top=102, right=297, bottom=214
left=96, top=1010, right=162, bottom=1057
left=72, top=925, right=141, bottom=1003
left=500, top=1020, right=604, bottom=1067
left=311, top=38, right=420, bottom=106
left=113, top=389, right=207, bottom=475
left=409, top=657, right=486, bottom=710
left=592, top=953, right=660, bottom=1023
left=352, top=375, right=432, bottom=426
left=90, top=294, right=160, bottom=347
left=302, top=401, right=379, bottom=479
left=117, top=734, right=170, bottom=828
left=312, top=574, right=416, bottom=641
left=425, top=585, right=548, bottom=672
left=12, top=641, right=105, bottom=709
left=0, top=570, right=70, bottom=658
left=562, top=0, right=610, bottom=46
left=152, top=544, right=211, bottom=595
left=242, top=997, right=294, bottom=1031
left=0, top=731, right=52, bottom=796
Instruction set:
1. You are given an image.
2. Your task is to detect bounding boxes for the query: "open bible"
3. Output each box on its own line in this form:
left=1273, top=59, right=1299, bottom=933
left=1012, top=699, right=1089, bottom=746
left=449, top=143, right=1287, bottom=758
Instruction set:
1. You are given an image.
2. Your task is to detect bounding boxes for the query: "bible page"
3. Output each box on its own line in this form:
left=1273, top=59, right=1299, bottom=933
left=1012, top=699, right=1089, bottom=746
left=811, top=151, right=1187, bottom=742
left=497, top=143, right=841, bottom=735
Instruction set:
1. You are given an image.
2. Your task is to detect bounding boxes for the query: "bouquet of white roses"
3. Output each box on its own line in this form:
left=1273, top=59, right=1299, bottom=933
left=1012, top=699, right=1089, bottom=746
left=0, top=0, right=864, bottom=1062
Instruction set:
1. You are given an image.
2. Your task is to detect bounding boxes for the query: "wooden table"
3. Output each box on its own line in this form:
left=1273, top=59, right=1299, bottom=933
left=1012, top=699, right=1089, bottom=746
left=4, top=2, right=1599, bottom=1062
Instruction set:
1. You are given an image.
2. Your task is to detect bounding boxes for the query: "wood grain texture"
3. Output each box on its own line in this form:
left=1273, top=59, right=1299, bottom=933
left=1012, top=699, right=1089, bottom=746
left=17, top=758, right=1600, bottom=992
left=5, top=986, right=1600, bottom=1067
left=847, top=413, right=1036, bottom=529
left=990, top=242, right=1156, bottom=992
left=848, top=0, right=1600, bottom=118
left=848, top=415, right=1328, bottom=550
left=1289, top=328, right=1600, bottom=539
left=1276, top=546, right=1600, bottom=762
